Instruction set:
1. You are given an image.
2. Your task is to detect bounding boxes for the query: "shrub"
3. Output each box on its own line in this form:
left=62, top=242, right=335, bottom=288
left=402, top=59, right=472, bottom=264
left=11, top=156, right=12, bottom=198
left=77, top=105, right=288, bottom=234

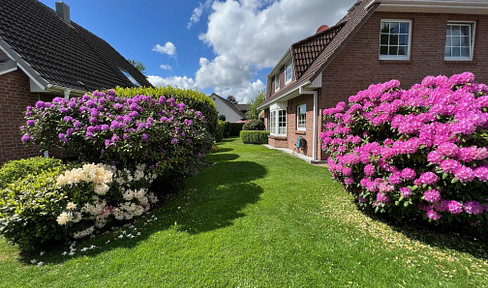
left=321, top=72, right=488, bottom=233
left=242, top=119, right=265, bottom=131
left=20, top=90, right=213, bottom=178
left=240, top=130, right=269, bottom=144
left=0, top=157, right=63, bottom=189
left=0, top=161, right=159, bottom=251
left=229, top=123, right=244, bottom=136
left=218, top=115, right=226, bottom=121
left=216, top=120, right=226, bottom=142
left=223, top=121, right=231, bottom=138
left=114, top=86, right=218, bottom=138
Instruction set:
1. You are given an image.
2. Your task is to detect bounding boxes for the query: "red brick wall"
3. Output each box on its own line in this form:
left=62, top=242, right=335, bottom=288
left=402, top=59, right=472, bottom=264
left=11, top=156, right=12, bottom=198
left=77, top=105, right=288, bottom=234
left=317, top=12, right=488, bottom=159
left=0, top=69, right=56, bottom=165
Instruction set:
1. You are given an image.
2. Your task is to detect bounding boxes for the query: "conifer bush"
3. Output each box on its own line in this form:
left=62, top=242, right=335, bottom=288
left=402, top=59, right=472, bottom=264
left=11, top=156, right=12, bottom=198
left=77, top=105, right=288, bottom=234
left=321, top=72, right=488, bottom=232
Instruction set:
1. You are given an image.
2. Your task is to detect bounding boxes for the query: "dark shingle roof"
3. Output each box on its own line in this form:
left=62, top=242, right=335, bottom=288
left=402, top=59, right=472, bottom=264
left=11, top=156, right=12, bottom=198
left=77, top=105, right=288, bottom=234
left=234, top=104, right=249, bottom=113
left=0, top=0, right=152, bottom=92
left=260, top=0, right=378, bottom=108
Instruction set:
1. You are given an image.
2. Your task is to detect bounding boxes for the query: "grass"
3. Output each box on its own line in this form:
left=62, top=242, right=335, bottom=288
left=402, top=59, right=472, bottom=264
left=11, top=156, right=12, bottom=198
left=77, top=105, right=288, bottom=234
left=0, top=137, right=487, bottom=287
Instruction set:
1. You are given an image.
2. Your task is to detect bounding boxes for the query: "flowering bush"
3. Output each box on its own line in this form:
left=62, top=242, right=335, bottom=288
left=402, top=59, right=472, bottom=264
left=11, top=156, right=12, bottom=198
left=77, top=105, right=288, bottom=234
left=0, top=160, right=159, bottom=251
left=321, top=72, right=488, bottom=232
left=21, top=89, right=213, bottom=178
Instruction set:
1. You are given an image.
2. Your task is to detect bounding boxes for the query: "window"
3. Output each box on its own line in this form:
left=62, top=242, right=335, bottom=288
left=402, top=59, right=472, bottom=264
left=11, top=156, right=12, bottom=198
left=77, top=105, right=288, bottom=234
left=445, top=22, right=475, bottom=61
left=285, top=62, right=292, bottom=84
left=119, top=68, right=141, bottom=86
left=269, top=109, right=286, bottom=136
left=379, top=20, right=411, bottom=60
left=275, top=74, right=280, bottom=91
left=297, top=104, right=306, bottom=131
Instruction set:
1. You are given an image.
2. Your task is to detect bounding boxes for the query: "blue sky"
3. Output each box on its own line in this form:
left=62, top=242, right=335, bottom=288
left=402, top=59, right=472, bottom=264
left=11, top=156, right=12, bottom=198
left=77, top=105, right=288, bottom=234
left=39, top=0, right=355, bottom=103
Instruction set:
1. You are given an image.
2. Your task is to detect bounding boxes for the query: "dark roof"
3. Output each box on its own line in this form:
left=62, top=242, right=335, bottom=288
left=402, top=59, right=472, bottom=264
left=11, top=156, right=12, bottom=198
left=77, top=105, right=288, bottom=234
left=0, top=0, right=152, bottom=92
left=234, top=104, right=249, bottom=112
left=260, top=0, right=378, bottom=108
left=210, top=93, right=246, bottom=119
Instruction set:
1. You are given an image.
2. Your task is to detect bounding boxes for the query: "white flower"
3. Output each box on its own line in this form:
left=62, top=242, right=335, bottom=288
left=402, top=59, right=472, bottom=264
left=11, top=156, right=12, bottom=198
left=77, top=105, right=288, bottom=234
left=73, top=226, right=95, bottom=239
left=62, top=251, right=67, bottom=256
left=40, top=251, right=45, bottom=256
left=66, top=202, right=77, bottom=210
left=56, top=212, right=70, bottom=225
left=30, top=259, right=37, bottom=264
left=94, top=183, right=109, bottom=195
left=37, top=262, right=44, bottom=266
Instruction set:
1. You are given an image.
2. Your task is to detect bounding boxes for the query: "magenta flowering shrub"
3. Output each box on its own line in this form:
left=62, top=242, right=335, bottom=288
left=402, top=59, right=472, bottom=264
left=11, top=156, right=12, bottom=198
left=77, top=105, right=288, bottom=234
left=321, top=72, right=488, bottom=231
left=21, top=90, right=213, bottom=178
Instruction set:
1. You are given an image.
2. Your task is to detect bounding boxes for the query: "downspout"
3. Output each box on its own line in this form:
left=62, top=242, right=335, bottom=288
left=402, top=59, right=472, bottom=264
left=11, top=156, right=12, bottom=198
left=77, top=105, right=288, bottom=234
left=298, top=86, right=318, bottom=162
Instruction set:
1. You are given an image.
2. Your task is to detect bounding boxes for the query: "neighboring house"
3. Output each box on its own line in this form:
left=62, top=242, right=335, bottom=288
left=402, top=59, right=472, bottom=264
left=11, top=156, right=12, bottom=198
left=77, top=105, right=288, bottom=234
left=0, top=0, right=152, bottom=164
left=259, top=0, right=488, bottom=163
left=234, top=104, right=250, bottom=116
left=210, top=93, right=247, bottom=122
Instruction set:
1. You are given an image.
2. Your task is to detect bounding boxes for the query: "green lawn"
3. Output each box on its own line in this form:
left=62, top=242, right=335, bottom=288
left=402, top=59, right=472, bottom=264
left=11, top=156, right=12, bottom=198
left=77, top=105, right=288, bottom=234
left=0, top=138, right=487, bottom=287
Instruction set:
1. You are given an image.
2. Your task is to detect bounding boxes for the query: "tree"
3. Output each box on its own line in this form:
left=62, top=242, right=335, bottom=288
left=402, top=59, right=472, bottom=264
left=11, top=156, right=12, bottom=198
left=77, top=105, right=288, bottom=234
left=226, top=95, right=238, bottom=105
left=246, top=89, right=265, bottom=120
left=128, top=59, right=146, bottom=75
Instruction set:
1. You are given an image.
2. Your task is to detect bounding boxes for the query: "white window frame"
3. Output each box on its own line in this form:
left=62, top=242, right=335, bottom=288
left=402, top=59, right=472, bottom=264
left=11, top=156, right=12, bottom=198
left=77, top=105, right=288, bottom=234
left=445, top=21, right=476, bottom=61
left=269, top=103, right=287, bottom=136
left=297, top=104, right=306, bottom=131
left=285, top=62, right=292, bottom=84
left=379, top=19, right=412, bottom=61
left=275, top=73, right=280, bottom=92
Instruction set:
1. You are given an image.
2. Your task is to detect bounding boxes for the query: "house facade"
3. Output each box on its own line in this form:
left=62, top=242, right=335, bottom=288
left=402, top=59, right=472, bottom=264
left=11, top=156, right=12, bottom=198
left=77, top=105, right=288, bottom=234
left=210, top=93, right=247, bottom=122
left=259, top=0, right=488, bottom=162
left=0, top=0, right=152, bottom=164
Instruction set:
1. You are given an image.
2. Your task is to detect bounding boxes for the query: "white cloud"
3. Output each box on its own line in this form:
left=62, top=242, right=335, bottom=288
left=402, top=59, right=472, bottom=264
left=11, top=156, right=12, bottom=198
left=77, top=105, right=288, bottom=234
left=159, top=64, right=172, bottom=71
left=214, top=79, right=265, bottom=104
left=152, top=42, right=176, bottom=56
left=147, top=75, right=196, bottom=90
left=187, top=0, right=215, bottom=29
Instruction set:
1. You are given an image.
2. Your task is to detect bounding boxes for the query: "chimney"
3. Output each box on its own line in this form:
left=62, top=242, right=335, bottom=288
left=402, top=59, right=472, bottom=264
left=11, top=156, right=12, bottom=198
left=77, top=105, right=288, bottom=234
left=316, top=25, right=329, bottom=34
left=55, top=2, right=71, bottom=23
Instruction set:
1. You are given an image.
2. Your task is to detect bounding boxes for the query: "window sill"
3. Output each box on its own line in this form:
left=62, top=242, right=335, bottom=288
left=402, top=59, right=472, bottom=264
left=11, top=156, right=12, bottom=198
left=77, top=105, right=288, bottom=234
left=295, top=131, right=306, bottom=135
left=269, top=135, right=287, bottom=140
left=444, top=59, right=475, bottom=64
left=379, top=59, right=412, bottom=64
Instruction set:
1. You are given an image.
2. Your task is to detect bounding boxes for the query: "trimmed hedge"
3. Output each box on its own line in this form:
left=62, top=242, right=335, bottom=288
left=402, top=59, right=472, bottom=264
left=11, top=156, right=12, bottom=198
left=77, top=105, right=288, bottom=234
left=240, top=130, right=269, bottom=144
left=229, top=123, right=244, bottom=136
left=242, top=119, right=264, bottom=131
left=114, top=86, right=218, bottom=137
left=216, top=120, right=226, bottom=142
left=0, top=157, right=63, bottom=189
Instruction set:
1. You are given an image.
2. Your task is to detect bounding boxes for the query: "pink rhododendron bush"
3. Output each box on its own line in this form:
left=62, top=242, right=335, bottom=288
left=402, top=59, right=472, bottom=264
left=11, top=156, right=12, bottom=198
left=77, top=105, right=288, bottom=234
left=321, top=72, right=488, bottom=232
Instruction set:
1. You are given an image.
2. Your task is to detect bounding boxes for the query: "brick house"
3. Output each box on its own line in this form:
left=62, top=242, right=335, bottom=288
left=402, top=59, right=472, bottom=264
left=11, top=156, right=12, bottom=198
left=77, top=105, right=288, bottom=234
left=259, top=0, right=488, bottom=163
left=0, top=0, right=152, bottom=164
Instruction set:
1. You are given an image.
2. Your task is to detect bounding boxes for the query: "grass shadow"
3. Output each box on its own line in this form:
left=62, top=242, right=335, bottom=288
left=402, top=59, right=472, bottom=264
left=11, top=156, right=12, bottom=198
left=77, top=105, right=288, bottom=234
left=206, top=153, right=239, bottom=162
left=26, top=159, right=266, bottom=265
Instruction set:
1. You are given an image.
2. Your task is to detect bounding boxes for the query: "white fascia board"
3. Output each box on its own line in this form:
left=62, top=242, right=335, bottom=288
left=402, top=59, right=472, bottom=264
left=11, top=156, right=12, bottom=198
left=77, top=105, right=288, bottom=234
left=267, top=48, right=293, bottom=78
left=376, top=1, right=488, bottom=14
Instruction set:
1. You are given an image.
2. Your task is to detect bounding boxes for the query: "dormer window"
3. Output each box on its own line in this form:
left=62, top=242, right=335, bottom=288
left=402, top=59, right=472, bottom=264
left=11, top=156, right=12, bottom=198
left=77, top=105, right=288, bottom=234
left=275, top=73, right=280, bottom=91
left=285, top=62, right=292, bottom=84
left=119, top=68, right=141, bottom=86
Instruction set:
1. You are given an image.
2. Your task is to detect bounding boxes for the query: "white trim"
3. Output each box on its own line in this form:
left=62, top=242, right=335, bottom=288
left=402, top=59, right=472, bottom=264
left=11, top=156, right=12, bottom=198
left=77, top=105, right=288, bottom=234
left=296, top=104, right=306, bottom=131
left=379, top=19, right=412, bottom=61
left=274, top=74, right=280, bottom=92
left=0, top=66, right=17, bottom=76
left=444, top=21, right=476, bottom=61
left=269, top=105, right=287, bottom=137
left=376, top=1, right=488, bottom=15
left=298, top=86, right=318, bottom=161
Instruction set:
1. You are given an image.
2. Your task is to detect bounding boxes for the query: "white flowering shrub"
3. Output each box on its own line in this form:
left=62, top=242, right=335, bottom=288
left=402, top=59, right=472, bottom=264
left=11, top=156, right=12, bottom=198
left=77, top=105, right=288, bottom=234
left=0, top=159, right=159, bottom=251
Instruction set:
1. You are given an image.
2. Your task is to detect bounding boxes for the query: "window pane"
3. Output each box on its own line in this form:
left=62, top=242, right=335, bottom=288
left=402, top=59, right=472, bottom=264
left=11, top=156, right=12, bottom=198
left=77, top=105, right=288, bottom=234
left=380, top=35, right=389, bottom=45
left=461, top=36, right=470, bottom=47
left=390, top=22, right=400, bottom=33
left=452, top=47, right=461, bottom=57
left=398, top=46, right=407, bottom=55
left=389, top=34, right=398, bottom=45
left=451, top=26, right=461, bottom=36
left=381, top=23, right=389, bottom=33
left=389, top=46, right=398, bottom=55
left=399, top=35, right=408, bottom=45
left=400, top=22, right=409, bottom=33
left=445, top=47, right=451, bottom=57
left=461, top=26, right=469, bottom=36
left=461, top=47, right=470, bottom=57
left=445, top=36, right=452, bottom=46
left=380, top=45, right=388, bottom=55
left=452, top=36, right=460, bottom=46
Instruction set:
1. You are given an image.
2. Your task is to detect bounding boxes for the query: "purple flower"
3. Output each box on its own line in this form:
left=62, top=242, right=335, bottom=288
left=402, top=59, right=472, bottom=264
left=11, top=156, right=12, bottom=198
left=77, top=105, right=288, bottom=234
left=426, top=209, right=442, bottom=221
left=377, top=192, right=390, bottom=204
left=171, top=138, right=178, bottom=144
left=85, top=131, right=94, bottom=139
left=400, top=168, right=416, bottom=181
left=73, top=121, right=82, bottom=128
left=59, top=107, right=69, bottom=113
left=447, top=200, right=463, bottom=214
left=21, top=133, right=32, bottom=143
left=453, top=166, right=475, bottom=183
left=35, top=101, right=46, bottom=109
left=104, top=139, right=111, bottom=147
left=464, top=201, right=484, bottom=215
left=100, top=124, right=109, bottom=131
left=26, top=120, right=36, bottom=126
left=439, top=159, right=461, bottom=173
left=186, top=138, right=192, bottom=144
left=474, top=167, right=488, bottom=182
left=142, top=133, right=149, bottom=141
left=416, top=172, right=438, bottom=185
left=399, top=187, right=412, bottom=198
left=424, top=189, right=441, bottom=203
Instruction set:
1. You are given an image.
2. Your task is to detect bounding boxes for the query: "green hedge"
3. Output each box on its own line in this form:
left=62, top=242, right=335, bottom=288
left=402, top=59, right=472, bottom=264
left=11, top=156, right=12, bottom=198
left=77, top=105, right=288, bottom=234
left=0, top=157, right=63, bottom=189
left=114, top=86, right=218, bottom=137
left=229, top=123, right=244, bottom=137
left=216, top=120, right=226, bottom=142
left=240, top=130, right=270, bottom=144
left=242, top=119, right=265, bottom=131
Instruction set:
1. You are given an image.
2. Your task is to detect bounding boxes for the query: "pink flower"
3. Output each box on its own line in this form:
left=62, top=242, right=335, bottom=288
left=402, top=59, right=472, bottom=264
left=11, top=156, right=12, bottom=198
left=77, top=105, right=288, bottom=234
left=427, top=209, right=442, bottom=221
left=364, top=164, right=376, bottom=176
left=474, top=167, right=488, bottom=182
left=400, top=168, right=416, bottom=181
left=439, top=159, right=462, bottom=174
left=447, top=200, right=463, bottom=214
left=453, top=166, right=475, bottom=183
left=416, top=172, right=439, bottom=185
left=399, top=187, right=412, bottom=198
left=427, top=151, right=443, bottom=164
left=464, top=201, right=484, bottom=215
left=424, top=189, right=441, bottom=203
left=377, top=192, right=390, bottom=204
left=344, top=177, right=354, bottom=186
